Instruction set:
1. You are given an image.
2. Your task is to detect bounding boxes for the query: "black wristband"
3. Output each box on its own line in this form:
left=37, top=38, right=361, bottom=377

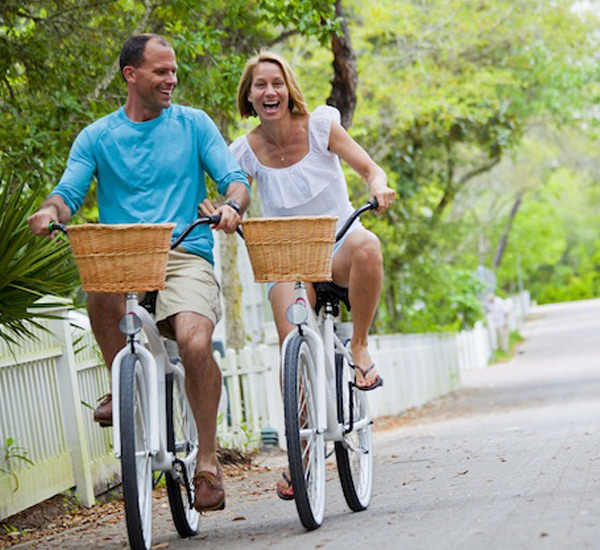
left=224, top=199, right=241, bottom=214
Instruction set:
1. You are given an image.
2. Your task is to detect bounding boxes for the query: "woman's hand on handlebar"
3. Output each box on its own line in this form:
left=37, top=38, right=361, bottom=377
left=198, top=199, right=240, bottom=234
left=369, top=178, right=396, bottom=214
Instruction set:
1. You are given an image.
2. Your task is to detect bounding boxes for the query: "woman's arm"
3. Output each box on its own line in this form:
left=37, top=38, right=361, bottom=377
left=328, top=121, right=396, bottom=212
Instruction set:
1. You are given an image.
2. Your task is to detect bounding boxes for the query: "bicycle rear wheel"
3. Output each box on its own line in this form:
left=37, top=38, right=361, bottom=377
left=165, top=371, right=200, bottom=537
left=284, top=334, right=326, bottom=530
left=334, top=342, right=373, bottom=511
left=120, top=353, right=153, bottom=550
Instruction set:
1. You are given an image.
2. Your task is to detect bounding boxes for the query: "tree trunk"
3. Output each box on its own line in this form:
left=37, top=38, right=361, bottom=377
left=220, top=233, right=245, bottom=351
left=326, top=0, right=357, bottom=129
left=493, top=191, right=524, bottom=270
left=214, top=120, right=246, bottom=352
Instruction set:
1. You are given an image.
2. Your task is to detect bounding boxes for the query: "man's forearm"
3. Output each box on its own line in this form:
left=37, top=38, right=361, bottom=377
left=41, top=195, right=71, bottom=223
left=224, top=181, right=250, bottom=215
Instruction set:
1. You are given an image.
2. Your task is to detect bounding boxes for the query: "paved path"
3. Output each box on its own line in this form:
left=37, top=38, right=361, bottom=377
left=14, top=299, right=600, bottom=549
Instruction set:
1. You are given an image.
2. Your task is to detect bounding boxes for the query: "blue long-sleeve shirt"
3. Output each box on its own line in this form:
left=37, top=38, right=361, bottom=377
left=51, top=104, right=249, bottom=265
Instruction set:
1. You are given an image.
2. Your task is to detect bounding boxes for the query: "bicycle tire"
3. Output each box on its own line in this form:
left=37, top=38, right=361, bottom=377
left=165, top=372, right=200, bottom=537
left=120, top=353, right=153, bottom=550
left=284, top=334, right=326, bottom=530
left=334, top=341, right=373, bottom=511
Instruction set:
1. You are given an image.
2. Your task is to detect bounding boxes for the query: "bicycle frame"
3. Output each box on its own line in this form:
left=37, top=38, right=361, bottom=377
left=281, top=282, right=364, bottom=444
left=111, top=293, right=197, bottom=473
left=280, top=199, right=379, bottom=444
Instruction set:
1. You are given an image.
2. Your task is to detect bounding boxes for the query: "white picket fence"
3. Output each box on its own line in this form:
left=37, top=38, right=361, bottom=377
left=0, top=292, right=529, bottom=520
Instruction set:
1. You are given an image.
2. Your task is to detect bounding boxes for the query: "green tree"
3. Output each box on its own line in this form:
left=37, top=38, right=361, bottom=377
left=293, top=0, right=598, bottom=330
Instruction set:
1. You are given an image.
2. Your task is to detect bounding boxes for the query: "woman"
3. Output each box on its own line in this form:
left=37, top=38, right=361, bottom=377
left=227, top=51, right=396, bottom=497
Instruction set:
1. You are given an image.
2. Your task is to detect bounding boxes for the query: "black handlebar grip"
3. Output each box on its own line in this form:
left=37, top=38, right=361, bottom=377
left=48, top=221, right=67, bottom=234
left=367, top=198, right=379, bottom=210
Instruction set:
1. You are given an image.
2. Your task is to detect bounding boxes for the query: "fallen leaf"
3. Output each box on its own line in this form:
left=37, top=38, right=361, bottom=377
left=232, top=516, right=246, bottom=521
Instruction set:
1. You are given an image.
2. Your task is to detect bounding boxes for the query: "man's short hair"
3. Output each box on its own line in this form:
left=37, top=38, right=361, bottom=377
left=119, top=34, right=172, bottom=80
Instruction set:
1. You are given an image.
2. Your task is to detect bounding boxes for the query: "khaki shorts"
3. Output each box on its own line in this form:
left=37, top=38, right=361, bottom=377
left=155, top=248, right=222, bottom=339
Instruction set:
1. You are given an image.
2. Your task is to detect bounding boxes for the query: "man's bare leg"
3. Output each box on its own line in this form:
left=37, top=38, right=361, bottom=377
left=172, top=311, right=221, bottom=475
left=87, top=292, right=126, bottom=424
left=87, top=292, right=126, bottom=370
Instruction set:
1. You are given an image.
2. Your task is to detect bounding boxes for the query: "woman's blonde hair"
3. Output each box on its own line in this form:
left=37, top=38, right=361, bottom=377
left=236, top=51, right=309, bottom=118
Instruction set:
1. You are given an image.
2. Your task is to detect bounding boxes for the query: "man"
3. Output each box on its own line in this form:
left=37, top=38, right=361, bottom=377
left=28, top=34, right=250, bottom=512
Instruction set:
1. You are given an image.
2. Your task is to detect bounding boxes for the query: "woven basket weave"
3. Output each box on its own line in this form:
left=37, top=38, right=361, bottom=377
left=242, top=216, right=337, bottom=283
left=66, top=223, right=175, bottom=292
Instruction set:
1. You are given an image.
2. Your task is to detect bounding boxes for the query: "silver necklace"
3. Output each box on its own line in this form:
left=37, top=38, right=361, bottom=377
left=273, top=144, right=285, bottom=161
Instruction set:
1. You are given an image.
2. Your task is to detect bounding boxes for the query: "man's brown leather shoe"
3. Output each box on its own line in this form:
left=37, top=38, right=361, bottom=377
left=193, top=463, right=225, bottom=511
left=93, top=394, right=113, bottom=427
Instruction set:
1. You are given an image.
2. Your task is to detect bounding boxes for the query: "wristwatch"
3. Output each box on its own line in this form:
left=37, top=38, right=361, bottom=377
left=224, top=199, right=241, bottom=215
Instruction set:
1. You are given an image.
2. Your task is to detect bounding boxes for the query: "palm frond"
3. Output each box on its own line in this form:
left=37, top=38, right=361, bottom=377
left=0, top=174, right=81, bottom=346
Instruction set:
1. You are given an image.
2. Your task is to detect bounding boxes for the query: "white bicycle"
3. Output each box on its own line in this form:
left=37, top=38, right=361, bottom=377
left=52, top=215, right=221, bottom=550
left=280, top=200, right=378, bottom=530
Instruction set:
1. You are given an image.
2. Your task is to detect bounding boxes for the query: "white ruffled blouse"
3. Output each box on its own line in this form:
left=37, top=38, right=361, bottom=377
left=229, top=105, right=360, bottom=235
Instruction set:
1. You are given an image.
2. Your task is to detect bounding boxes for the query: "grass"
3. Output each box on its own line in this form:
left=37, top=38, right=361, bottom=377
left=491, top=330, right=524, bottom=363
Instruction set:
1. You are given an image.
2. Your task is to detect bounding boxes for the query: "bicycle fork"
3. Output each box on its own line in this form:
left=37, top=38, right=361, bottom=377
left=111, top=294, right=167, bottom=467
left=282, top=284, right=345, bottom=442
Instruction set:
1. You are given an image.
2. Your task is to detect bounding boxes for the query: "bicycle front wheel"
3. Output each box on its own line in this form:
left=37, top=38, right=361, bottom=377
left=120, top=353, right=153, bottom=550
left=165, top=371, right=200, bottom=537
left=334, top=342, right=373, bottom=511
left=284, top=334, right=326, bottom=530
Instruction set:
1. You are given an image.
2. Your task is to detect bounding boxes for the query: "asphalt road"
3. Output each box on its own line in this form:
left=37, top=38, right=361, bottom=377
left=14, top=299, right=600, bottom=549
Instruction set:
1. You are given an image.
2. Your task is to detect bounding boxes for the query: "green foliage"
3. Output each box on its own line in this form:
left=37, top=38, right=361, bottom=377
left=278, top=0, right=597, bottom=332
left=0, top=437, right=34, bottom=492
left=0, top=175, right=80, bottom=345
left=491, top=331, right=524, bottom=363
left=350, top=0, right=597, bottom=329
left=377, top=263, right=485, bottom=333
left=485, top=136, right=600, bottom=304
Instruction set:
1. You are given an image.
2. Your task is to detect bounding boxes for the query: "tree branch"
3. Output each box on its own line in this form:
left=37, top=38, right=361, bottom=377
left=457, top=156, right=502, bottom=187
left=493, top=191, right=524, bottom=269
left=267, top=30, right=299, bottom=47
left=85, top=0, right=156, bottom=104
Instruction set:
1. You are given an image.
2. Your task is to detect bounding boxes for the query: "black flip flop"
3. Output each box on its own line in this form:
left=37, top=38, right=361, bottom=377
left=353, top=363, right=384, bottom=391
left=276, top=471, right=294, bottom=501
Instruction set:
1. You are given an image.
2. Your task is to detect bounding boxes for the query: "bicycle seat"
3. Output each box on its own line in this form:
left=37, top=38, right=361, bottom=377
left=314, top=282, right=350, bottom=315
left=140, top=291, right=158, bottom=314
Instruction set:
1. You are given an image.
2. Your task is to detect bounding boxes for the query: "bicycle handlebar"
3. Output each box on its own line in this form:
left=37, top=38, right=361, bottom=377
left=335, top=198, right=379, bottom=243
left=50, top=198, right=375, bottom=249
left=48, top=221, right=67, bottom=235
left=171, top=214, right=222, bottom=249
left=50, top=214, right=238, bottom=250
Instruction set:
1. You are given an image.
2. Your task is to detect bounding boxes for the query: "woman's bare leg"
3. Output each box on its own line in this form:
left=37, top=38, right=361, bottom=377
left=332, top=229, right=383, bottom=388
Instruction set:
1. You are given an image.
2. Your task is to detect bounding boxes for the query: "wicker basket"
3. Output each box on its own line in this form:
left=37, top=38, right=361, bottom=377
left=242, top=216, right=337, bottom=283
left=66, top=223, right=176, bottom=292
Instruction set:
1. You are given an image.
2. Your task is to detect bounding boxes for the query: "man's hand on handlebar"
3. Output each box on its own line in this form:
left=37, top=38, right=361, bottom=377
left=198, top=199, right=240, bottom=235
left=28, top=207, right=59, bottom=237
left=28, top=196, right=70, bottom=238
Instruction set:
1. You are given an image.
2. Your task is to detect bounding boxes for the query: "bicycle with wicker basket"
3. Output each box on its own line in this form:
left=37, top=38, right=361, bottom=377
left=242, top=199, right=379, bottom=530
left=51, top=215, right=221, bottom=550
